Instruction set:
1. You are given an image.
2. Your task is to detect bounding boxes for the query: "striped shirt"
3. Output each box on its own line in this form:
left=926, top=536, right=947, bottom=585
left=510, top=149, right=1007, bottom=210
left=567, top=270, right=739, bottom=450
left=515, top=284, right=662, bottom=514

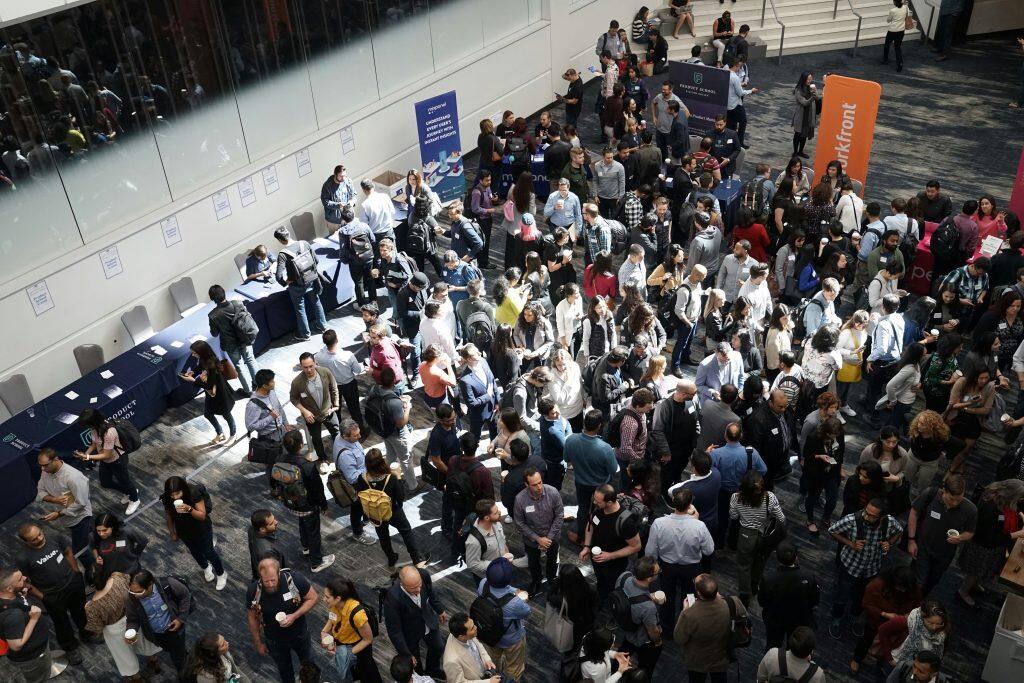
left=729, top=492, right=785, bottom=530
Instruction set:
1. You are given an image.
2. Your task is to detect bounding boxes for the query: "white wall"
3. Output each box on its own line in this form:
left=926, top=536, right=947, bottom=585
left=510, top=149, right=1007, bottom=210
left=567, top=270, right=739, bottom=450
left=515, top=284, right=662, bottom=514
left=967, top=0, right=1024, bottom=35
left=0, top=0, right=624, bottom=399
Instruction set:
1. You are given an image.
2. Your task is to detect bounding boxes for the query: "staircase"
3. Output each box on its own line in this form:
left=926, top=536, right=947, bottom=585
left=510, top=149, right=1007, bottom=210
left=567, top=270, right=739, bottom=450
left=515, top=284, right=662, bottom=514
left=662, top=0, right=920, bottom=61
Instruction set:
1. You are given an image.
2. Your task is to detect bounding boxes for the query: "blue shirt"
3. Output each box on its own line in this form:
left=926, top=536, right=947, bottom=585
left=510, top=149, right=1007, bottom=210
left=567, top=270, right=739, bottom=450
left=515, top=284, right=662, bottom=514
left=727, top=70, right=753, bottom=110
left=540, top=416, right=570, bottom=465
left=140, top=589, right=172, bottom=634
left=859, top=219, right=885, bottom=261
left=475, top=580, right=530, bottom=648
left=564, top=433, right=618, bottom=486
left=245, top=253, right=275, bottom=276
left=427, top=424, right=460, bottom=462
left=333, top=437, right=366, bottom=485
left=711, top=443, right=767, bottom=492
left=543, top=191, right=583, bottom=232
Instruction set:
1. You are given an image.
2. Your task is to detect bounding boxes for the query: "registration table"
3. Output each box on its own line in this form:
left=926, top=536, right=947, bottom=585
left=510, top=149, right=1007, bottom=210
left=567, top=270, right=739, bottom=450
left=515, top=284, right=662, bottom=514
left=661, top=176, right=744, bottom=232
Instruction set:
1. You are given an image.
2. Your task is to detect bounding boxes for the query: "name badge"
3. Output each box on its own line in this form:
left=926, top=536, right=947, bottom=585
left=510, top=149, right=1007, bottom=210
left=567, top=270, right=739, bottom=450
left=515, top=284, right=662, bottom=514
left=282, top=591, right=294, bottom=601
left=933, top=312, right=942, bottom=319
left=998, top=514, right=1006, bottom=522
left=300, top=392, right=308, bottom=398
left=56, top=553, right=63, bottom=564
left=771, top=428, right=779, bottom=435
left=810, top=269, right=817, bottom=277
left=329, top=612, right=338, bottom=620
left=564, top=210, right=572, bottom=218
left=880, top=256, right=888, bottom=264
left=160, top=604, right=168, bottom=611
left=115, top=540, right=127, bottom=548
left=687, top=405, right=695, bottom=414
left=746, top=407, right=753, bottom=415
left=999, top=322, right=1008, bottom=330
left=592, top=515, right=601, bottom=526
left=788, top=255, right=796, bottom=262
left=525, top=505, right=536, bottom=513
left=929, top=510, right=942, bottom=520
left=741, top=268, right=750, bottom=275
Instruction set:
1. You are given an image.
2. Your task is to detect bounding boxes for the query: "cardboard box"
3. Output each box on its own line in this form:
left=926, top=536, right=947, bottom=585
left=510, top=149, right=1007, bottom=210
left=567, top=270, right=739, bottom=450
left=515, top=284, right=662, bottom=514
left=373, top=170, right=406, bottom=203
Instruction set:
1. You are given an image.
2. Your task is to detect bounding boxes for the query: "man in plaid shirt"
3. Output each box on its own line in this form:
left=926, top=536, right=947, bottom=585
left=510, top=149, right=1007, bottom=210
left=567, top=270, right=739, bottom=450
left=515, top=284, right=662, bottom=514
left=940, top=257, right=991, bottom=325
left=582, top=203, right=612, bottom=266
left=621, top=185, right=649, bottom=232
left=614, top=389, right=655, bottom=490
left=827, top=499, right=903, bottom=639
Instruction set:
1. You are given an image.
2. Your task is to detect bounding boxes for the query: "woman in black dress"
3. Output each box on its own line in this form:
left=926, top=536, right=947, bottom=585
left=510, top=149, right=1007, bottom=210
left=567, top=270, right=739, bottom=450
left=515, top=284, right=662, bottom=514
left=162, top=475, right=227, bottom=589
left=489, top=323, right=522, bottom=388
left=547, top=564, right=598, bottom=680
left=91, top=512, right=148, bottom=581
left=181, top=340, right=236, bottom=444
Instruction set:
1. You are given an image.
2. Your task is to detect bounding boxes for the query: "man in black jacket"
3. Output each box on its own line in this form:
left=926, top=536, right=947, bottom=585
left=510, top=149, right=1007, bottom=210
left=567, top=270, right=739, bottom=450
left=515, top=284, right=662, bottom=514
left=543, top=129, right=572, bottom=190
left=247, top=509, right=287, bottom=580
left=590, top=347, right=633, bottom=421
left=208, top=284, right=260, bottom=396
left=916, top=181, right=953, bottom=223
left=651, top=380, right=701, bottom=498
left=758, top=544, right=821, bottom=650
left=742, top=389, right=793, bottom=490
left=710, top=114, right=741, bottom=180
left=126, top=570, right=192, bottom=674
left=383, top=566, right=448, bottom=679
left=396, top=272, right=429, bottom=372
left=275, top=431, right=335, bottom=574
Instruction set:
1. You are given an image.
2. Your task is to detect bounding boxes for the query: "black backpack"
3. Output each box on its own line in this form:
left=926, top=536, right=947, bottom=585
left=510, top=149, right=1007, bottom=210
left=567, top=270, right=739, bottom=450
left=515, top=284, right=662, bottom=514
left=894, top=218, right=919, bottom=268
left=465, top=310, right=495, bottom=350
left=349, top=230, right=375, bottom=265
left=997, top=433, right=1024, bottom=480
left=506, top=137, right=529, bottom=166
left=364, top=389, right=397, bottom=438
left=105, top=420, right=142, bottom=456
left=607, top=219, right=629, bottom=255
left=722, top=37, right=739, bottom=65
left=407, top=218, right=433, bottom=255
left=282, top=242, right=320, bottom=285
left=929, top=216, right=961, bottom=265
left=605, top=409, right=635, bottom=448
left=725, top=595, right=752, bottom=662
left=768, top=648, right=820, bottom=683
left=581, top=355, right=603, bottom=398
left=445, top=460, right=483, bottom=511
left=471, top=582, right=516, bottom=646
left=454, top=512, right=486, bottom=566
left=230, top=302, right=259, bottom=346
left=791, top=297, right=823, bottom=342
left=742, top=177, right=771, bottom=221
left=610, top=573, right=652, bottom=631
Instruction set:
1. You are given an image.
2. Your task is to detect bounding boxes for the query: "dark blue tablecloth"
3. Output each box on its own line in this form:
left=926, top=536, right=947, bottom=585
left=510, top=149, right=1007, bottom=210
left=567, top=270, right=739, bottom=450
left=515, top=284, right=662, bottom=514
left=497, top=153, right=550, bottom=202
left=714, top=180, right=743, bottom=232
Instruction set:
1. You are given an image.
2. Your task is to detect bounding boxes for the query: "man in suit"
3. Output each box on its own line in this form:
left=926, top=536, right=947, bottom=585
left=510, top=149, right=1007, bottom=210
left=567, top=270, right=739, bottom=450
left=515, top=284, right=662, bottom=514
left=457, top=343, right=497, bottom=442
left=382, top=566, right=448, bottom=679
left=695, top=343, right=745, bottom=406
left=757, top=544, right=821, bottom=650
left=289, top=352, right=339, bottom=473
left=694, top=384, right=741, bottom=455
left=742, top=389, right=794, bottom=491
left=442, top=613, right=498, bottom=683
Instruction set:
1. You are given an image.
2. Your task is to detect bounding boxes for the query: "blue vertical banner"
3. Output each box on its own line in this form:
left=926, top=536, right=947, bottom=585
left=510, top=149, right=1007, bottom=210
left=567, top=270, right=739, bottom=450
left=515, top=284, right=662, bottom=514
left=668, top=61, right=731, bottom=135
left=414, top=91, right=465, bottom=203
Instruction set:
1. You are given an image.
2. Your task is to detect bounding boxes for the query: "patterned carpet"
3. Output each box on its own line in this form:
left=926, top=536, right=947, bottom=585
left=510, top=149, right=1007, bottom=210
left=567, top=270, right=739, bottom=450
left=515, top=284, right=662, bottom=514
left=2, top=35, right=1023, bottom=683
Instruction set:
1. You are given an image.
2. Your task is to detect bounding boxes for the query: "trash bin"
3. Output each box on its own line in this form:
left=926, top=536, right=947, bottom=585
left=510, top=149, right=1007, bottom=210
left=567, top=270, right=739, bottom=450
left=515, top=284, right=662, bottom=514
left=983, top=593, right=1024, bottom=682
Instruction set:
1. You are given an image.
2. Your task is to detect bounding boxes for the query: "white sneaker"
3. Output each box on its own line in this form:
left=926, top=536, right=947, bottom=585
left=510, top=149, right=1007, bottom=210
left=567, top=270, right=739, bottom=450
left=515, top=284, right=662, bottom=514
left=312, top=554, right=336, bottom=573
left=318, top=461, right=331, bottom=475
left=837, top=414, right=847, bottom=425
left=351, top=533, right=377, bottom=546
left=215, top=572, right=228, bottom=591
left=125, top=500, right=140, bottom=516
left=840, top=405, right=857, bottom=417
left=203, top=565, right=216, bottom=583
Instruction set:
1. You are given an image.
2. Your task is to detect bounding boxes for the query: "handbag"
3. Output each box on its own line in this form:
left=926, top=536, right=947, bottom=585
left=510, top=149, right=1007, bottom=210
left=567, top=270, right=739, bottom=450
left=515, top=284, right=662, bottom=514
left=326, top=471, right=359, bottom=507
left=503, top=200, right=515, bottom=223
left=219, top=357, right=239, bottom=380
left=756, top=495, right=788, bottom=556
left=543, top=599, right=575, bottom=652
left=640, top=61, right=654, bottom=77
left=904, top=12, right=915, bottom=30
left=247, top=436, right=282, bottom=464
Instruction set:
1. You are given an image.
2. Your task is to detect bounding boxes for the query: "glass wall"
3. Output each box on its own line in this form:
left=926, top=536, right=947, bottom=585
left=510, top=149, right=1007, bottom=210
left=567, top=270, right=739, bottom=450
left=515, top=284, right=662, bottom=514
left=0, top=0, right=543, bottom=284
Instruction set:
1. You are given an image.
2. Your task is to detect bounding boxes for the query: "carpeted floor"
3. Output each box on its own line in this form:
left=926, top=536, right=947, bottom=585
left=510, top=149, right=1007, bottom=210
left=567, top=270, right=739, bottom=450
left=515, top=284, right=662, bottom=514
left=1, top=35, right=1023, bottom=683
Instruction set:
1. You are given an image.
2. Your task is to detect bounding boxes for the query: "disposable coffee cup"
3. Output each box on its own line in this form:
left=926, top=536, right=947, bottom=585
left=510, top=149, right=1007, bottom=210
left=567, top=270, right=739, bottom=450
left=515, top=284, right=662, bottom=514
left=124, top=628, right=137, bottom=640
left=946, top=529, right=960, bottom=538
left=820, top=238, right=828, bottom=245
left=591, top=546, right=603, bottom=557
left=1002, top=413, right=1013, bottom=424
left=322, top=635, right=333, bottom=647
left=930, top=329, right=940, bottom=337
left=275, top=611, right=287, bottom=623
left=652, top=590, right=666, bottom=605
left=173, top=499, right=185, bottom=511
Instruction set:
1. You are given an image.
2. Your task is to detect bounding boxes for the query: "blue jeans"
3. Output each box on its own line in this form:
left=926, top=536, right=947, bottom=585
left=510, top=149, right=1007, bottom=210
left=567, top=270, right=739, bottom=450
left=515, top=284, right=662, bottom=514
left=671, top=318, right=696, bottom=368
left=831, top=565, right=868, bottom=621
left=287, top=283, right=327, bottom=339
left=935, top=13, right=958, bottom=55
left=224, top=345, right=259, bottom=394
left=69, top=516, right=95, bottom=569
left=204, top=400, right=236, bottom=436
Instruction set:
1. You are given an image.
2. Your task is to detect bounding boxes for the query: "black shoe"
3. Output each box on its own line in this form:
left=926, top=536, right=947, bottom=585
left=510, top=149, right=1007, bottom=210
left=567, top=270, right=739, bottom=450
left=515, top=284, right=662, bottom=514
left=528, top=583, right=542, bottom=597
left=235, top=388, right=251, bottom=398
left=851, top=620, right=865, bottom=637
left=897, top=63, right=904, bottom=72
left=671, top=366, right=684, bottom=378
left=67, top=649, right=84, bottom=665
left=880, top=59, right=889, bottom=65
left=414, top=553, right=432, bottom=567
left=797, top=152, right=809, bottom=159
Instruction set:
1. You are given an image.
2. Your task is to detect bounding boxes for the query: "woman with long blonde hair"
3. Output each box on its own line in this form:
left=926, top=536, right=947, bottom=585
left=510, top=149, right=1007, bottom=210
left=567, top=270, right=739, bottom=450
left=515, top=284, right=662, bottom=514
left=703, top=288, right=727, bottom=352
left=836, top=310, right=869, bottom=415
left=639, top=355, right=674, bottom=402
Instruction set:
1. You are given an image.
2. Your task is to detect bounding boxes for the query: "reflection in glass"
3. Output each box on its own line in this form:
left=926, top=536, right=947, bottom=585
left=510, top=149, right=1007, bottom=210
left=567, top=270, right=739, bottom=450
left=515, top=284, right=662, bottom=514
left=428, top=0, right=483, bottom=70
left=366, top=0, right=435, bottom=97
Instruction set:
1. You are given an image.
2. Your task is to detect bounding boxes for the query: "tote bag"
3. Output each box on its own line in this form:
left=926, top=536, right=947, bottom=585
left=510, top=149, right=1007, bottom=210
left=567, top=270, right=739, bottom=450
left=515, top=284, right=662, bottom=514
left=837, top=330, right=862, bottom=383
left=543, top=599, right=575, bottom=653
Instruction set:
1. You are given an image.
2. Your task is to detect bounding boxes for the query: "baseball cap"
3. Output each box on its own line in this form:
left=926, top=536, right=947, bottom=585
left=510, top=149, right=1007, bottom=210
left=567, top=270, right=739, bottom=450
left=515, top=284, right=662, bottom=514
left=410, top=272, right=429, bottom=288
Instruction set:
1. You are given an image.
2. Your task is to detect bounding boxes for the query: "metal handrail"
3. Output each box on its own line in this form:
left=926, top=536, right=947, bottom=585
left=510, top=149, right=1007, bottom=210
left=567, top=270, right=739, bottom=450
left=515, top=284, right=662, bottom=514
left=760, top=0, right=786, bottom=64
left=837, top=0, right=864, bottom=56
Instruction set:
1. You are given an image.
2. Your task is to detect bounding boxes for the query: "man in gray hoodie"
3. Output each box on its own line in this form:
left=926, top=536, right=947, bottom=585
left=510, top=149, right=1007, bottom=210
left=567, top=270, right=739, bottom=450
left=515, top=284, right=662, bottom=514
left=688, top=209, right=722, bottom=283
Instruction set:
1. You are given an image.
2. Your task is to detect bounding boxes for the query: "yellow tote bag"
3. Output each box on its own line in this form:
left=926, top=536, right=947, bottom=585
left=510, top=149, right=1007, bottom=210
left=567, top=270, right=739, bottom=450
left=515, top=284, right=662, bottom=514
left=837, top=331, right=862, bottom=383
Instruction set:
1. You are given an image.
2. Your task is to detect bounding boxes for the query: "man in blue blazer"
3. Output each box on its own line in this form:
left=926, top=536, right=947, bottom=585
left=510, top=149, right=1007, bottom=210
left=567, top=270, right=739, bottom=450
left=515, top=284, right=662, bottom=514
left=694, top=341, right=745, bottom=406
left=382, top=566, right=448, bottom=679
left=456, top=344, right=497, bottom=441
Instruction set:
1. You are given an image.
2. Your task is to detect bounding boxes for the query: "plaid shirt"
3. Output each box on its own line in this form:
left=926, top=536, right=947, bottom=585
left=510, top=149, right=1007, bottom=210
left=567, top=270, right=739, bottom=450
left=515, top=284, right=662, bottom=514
left=829, top=513, right=904, bottom=578
left=623, top=192, right=645, bottom=231
left=941, top=265, right=989, bottom=305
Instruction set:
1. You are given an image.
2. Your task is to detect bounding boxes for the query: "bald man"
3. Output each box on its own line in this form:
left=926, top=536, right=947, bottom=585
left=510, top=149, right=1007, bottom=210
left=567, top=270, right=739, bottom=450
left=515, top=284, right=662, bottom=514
left=383, top=566, right=448, bottom=679
left=742, top=388, right=795, bottom=490
left=246, top=557, right=318, bottom=682
left=651, top=379, right=702, bottom=498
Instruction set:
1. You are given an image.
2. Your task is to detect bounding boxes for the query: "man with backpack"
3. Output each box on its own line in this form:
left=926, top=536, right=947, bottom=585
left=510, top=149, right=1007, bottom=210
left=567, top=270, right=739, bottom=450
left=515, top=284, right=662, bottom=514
left=755, top=627, right=825, bottom=683
left=246, top=557, right=319, bottom=683
left=272, top=431, right=335, bottom=574
left=444, top=201, right=485, bottom=263
left=375, top=237, right=416, bottom=314
left=472, top=557, right=531, bottom=682
left=673, top=573, right=748, bottom=682
left=245, top=369, right=291, bottom=470
left=290, top=352, right=340, bottom=472
left=383, top=566, right=449, bottom=680
left=406, top=197, right=445, bottom=278
left=463, top=499, right=513, bottom=580
left=126, top=569, right=193, bottom=675
left=579, top=484, right=643, bottom=596
left=758, top=545, right=822, bottom=651
left=613, top=389, right=655, bottom=490
left=590, top=347, right=633, bottom=421
left=0, top=567, right=56, bottom=682
left=826, top=499, right=903, bottom=640
left=366, top=367, right=418, bottom=493
left=207, top=284, right=260, bottom=397
left=564, top=410, right=618, bottom=544
left=337, top=208, right=377, bottom=308
left=613, top=556, right=664, bottom=675
left=273, top=226, right=328, bottom=342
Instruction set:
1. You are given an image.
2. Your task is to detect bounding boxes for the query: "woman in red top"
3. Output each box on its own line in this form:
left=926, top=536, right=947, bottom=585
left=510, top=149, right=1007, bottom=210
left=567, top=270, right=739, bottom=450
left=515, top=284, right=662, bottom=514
left=972, top=194, right=1008, bottom=244
left=418, top=343, right=457, bottom=410
left=851, top=565, right=921, bottom=673
left=731, top=206, right=770, bottom=263
left=583, top=251, right=618, bottom=301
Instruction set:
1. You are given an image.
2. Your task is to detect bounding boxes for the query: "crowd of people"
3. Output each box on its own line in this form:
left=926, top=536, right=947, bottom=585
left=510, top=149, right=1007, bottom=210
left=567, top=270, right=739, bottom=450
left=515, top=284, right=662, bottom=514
left=3, top=6, right=1024, bottom=683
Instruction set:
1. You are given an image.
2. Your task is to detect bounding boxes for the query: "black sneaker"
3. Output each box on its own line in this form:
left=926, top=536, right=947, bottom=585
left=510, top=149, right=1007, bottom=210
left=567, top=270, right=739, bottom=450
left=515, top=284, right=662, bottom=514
left=828, top=620, right=843, bottom=639
left=851, top=620, right=865, bottom=637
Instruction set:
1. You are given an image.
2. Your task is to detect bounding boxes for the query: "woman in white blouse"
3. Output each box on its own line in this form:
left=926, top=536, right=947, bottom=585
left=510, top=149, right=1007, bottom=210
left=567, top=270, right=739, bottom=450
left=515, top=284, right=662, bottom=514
left=765, top=304, right=793, bottom=383
left=555, top=283, right=584, bottom=357
left=579, top=628, right=633, bottom=683
left=836, top=311, right=869, bottom=415
left=549, top=348, right=586, bottom=432
left=801, top=325, right=843, bottom=400
left=882, top=0, right=912, bottom=72
left=881, top=343, right=924, bottom=434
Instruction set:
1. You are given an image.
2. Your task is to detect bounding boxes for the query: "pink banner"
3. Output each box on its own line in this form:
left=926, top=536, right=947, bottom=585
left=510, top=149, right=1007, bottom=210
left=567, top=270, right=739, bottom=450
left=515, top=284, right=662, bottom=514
left=1011, top=146, right=1024, bottom=219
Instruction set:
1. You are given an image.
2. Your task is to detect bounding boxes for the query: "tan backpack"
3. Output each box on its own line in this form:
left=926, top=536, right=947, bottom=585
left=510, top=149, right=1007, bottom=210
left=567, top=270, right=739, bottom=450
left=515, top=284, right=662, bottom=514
left=358, top=475, right=394, bottom=526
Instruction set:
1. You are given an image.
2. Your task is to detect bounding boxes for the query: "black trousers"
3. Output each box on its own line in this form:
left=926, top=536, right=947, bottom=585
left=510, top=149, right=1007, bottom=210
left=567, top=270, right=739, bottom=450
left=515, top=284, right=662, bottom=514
left=296, top=511, right=323, bottom=565
left=407, top=627, right=446, bottom=677
left=593, top=557, right=628, bottom=598
left=150, top=627, right=188, bottom=673
left=307, top=415, right=339, bottom=463
left=726, top=104, right=747, bottom=145
left=575, top=484, right=597, bottom=537
left=525, top=542, right=560, bottom=587
left=657, top=561, right=702, bottom=629
left=477, top=215, right=493, bottom=269
left=350, top=499, right=366, bottom=536
left=413, top=250, right=445, bottom=279
left=339, top=379, right=364, bottom=428
left=374, top=509, right=423, bottom=566
left=349, top=262, right=377, bottom=306
left=42, top=573, right=88, bottom=652
left=620, top=640, right=662, bottom=677
left=883, top=30, right=905, bottom=66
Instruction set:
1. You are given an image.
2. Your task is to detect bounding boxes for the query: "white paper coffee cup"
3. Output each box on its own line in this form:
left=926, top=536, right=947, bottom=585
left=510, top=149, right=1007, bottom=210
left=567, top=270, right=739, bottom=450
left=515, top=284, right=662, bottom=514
left=275, top=611, right=287, bottom=623
left=946, top=529, right=960, bottom=538
left=591, top=546, right=602, bottom=557
left=1002, top=413, right=1013, bottom=424
left=124, top=628, right=137, bottom=640
left=930, top=329, right=939, bottom=337
left=652, top=590, right=666, bottom=604
left=173, top=499, right=185, bottom=510
left=322, top=635, right=333, bottom=647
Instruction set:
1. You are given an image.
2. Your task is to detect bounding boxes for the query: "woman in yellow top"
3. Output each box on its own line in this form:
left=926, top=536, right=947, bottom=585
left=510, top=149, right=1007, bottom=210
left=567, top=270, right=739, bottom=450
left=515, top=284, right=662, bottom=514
left=493, top=269, right=530, bottom=326
left=320, top=578, right=383, bottom=683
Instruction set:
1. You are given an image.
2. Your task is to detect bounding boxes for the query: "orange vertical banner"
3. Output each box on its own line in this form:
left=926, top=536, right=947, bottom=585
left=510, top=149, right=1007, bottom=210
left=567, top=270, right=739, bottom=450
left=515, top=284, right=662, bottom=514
left=813, top=75, right=882, bottom=197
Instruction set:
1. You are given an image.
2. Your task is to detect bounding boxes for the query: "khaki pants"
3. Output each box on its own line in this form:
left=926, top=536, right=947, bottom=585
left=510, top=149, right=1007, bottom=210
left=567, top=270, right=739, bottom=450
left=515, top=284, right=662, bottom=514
left=483, top=636, right=527, bottom=682
left=903, top=453, right=943, bottom=493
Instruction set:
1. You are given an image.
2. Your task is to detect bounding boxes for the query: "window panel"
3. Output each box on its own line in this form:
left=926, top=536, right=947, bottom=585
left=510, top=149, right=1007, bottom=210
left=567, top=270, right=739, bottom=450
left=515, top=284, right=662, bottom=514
left=482, top=0, right=530, bottom=37
left=429, top=0, right=483, bottom=70
left=367, top=1, right=434, bottom=97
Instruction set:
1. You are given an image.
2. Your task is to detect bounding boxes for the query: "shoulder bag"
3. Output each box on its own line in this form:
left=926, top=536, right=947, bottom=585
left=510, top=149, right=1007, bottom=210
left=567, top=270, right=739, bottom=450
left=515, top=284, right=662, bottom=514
left=543, top=598, right=575, bottom=652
